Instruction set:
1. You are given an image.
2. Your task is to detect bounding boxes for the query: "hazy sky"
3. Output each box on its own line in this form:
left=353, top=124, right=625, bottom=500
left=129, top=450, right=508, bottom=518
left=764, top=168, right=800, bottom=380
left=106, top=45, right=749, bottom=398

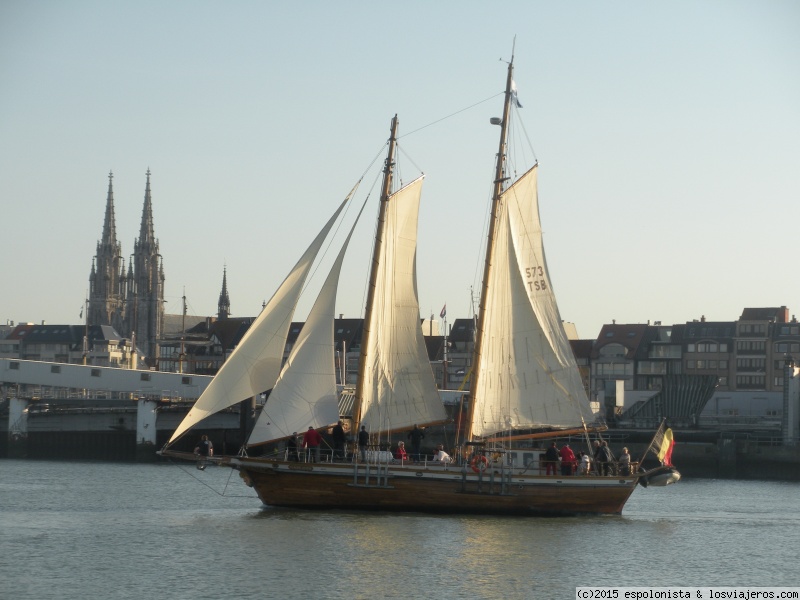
left=2, top=1, right=798, bottom=339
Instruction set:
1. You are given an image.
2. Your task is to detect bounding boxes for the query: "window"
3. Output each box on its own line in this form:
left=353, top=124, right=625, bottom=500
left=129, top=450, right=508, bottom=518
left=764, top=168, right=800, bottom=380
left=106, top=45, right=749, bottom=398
left=687, top=360, right=696, bottom=369
left=140, top=373, right=151, bottom=382
left=91, top=369, right=101, bottom=377
left=697, top=343, right=718, bottom=353
left=182, top=376, right=192, bottom=385
left=687, top=344, right=695, bottom=352
left=50, top=365, right=61, bottom=374
left=10, top=361, right=19, bottom=370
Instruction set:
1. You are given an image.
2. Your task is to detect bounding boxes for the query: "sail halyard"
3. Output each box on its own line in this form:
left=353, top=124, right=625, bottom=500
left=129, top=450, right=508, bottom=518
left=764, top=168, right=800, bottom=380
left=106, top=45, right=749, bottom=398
left=466, top=56, right=516, bottom=442
left=246, top=199, right=368, bottom=447
left=166, top=196, right=350, bottom=447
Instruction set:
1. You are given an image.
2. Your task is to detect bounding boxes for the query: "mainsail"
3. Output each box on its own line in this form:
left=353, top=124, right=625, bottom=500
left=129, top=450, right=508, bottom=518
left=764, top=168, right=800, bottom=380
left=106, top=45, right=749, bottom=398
left=246, top=203, right=365, bottom=446
left=357, top=176, right=447, bottom=433
left=470, top=165, right=593, bottom=438
left=167, top=196, right=349, bottom=445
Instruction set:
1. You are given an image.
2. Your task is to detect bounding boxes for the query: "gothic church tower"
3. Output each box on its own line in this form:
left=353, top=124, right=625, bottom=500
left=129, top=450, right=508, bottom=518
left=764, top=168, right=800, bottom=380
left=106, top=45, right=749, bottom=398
left=126, top=169, right=165, bottom=365
left=218, top=266, right=230, bottom=320
left=88, top=172, right=127, bottom=334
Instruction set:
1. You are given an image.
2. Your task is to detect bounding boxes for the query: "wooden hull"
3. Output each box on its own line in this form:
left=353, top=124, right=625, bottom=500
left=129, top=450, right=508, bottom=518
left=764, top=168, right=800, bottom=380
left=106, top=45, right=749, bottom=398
left=225, top=457, right=639, bottom=516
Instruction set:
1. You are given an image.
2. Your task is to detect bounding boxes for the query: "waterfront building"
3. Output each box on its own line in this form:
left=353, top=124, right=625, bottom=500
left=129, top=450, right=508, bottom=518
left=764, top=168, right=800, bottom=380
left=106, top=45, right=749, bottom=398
left=0, top=323, right=136, bottom=367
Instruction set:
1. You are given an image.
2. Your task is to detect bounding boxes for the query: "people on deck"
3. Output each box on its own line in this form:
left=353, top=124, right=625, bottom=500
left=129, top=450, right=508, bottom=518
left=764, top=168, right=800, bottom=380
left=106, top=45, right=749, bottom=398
left=544, top=441, right=560, bottom=475
left=286, top=433, right=299, bottom=461
left=394, top=441, right=409, bottom=462
left=578, top=451, right=591, bottom=475
left=592, top=440, right=603, bottom=474
left=559, top=444, right=576, bottom=476
left=358, top=425, right=369, bottom=463
left=408, top=425, right=424, bottom=463
left=194, top=435, right=213, bottom=457
left=598, top=441, right=616, bottom=476
left=303, top=426, right=323, bottom=463
left=619, top=447, right=631, bottom=475
left=332, top=420, right=346, bottom=461
left=431, top=444, right=451, bottom=463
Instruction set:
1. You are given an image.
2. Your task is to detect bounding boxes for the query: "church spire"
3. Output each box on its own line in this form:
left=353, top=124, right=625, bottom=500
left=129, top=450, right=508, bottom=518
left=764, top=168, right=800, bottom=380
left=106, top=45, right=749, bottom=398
left=138, top=168, right=156, bottom=247
left=88, top=171, right=125, bottom=334
left=128, top=168, right=164, bottom=366
left=218, top=265, right=231, bottom=320
left=101, top=171, right=117, bottom=251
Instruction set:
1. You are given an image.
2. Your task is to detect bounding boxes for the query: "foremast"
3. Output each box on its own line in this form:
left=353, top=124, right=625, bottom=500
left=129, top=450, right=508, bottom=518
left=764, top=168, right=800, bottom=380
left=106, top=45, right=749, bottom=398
left=351, top=116, right=399, bottom=431
left=464, top=57, right=516, bottom=443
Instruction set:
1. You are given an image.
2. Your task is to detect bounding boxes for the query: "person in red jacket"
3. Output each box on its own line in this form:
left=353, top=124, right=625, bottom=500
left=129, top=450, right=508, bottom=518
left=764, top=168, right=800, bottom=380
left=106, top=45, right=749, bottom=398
left=303, top=427, right=323, bottom=463
left=559, top=444, right=576, bottom=476
left=394, top=441, right=409, bottom=462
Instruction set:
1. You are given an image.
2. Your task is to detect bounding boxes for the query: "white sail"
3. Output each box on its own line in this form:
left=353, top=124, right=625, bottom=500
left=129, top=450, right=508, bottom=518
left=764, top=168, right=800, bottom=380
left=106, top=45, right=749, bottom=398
left=358, top=176, right=447, bottom=433
left=167, top=197, right=349, bottom=445
left=470, top=165, right=593, bottom=438
left=247, top=205, right=364, bottom=446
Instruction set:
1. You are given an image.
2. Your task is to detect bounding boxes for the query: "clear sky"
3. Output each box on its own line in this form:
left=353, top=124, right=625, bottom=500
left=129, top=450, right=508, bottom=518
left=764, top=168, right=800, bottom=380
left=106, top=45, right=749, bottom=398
left=2, top=1, right=799, bottom=339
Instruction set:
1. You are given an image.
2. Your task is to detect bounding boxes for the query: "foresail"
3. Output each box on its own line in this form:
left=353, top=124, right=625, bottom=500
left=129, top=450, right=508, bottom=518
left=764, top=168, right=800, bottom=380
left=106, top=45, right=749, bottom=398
left=247, top=202, right=365, bottom=446
left=167, top=196, right=349, bottom=445
left=359, top=177, right=447, bottom=433
left=471, top=166, right=593, bottom=438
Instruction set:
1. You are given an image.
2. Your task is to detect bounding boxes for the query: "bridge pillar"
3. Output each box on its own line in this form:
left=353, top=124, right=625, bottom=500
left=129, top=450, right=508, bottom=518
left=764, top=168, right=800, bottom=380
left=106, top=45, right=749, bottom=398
left=135, top=398, right=158, bottom=461
left=8, top=397, right=28, bottom=458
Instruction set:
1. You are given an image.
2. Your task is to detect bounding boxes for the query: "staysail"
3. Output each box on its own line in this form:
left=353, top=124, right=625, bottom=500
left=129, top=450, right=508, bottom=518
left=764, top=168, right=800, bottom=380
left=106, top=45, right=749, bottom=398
left=246, top=202, right=365, bottom=446
left=167, top=196, right=350, bottom=445
left=470, top=165, right=593, bottom=438
left=358, top=176, right=447, bottom=433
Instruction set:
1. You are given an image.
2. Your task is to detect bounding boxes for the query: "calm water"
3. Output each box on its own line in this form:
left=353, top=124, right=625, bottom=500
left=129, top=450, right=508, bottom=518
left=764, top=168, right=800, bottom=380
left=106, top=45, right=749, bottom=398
left=0, top=460, right=797, bottom=599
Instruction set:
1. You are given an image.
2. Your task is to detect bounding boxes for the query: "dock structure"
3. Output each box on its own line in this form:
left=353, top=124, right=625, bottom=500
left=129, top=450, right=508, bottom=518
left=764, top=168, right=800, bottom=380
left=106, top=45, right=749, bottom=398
left=0, top=359, right=242, bottom=460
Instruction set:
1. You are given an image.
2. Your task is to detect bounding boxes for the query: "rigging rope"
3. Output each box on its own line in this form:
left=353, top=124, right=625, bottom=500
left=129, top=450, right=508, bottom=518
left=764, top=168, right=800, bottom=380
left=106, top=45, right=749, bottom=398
left=398, top=92, right=504, bottom=139
left=168, top=457, right=258, bottom=498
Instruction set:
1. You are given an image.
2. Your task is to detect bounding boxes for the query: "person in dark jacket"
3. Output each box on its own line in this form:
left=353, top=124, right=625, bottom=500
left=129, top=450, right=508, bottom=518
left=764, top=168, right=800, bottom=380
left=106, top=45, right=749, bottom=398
left=358, top=425, right=369, bottom=463
left=194, top=435, right=213, bottom=457
left=408, top=424, right=424, bottom=463
left=599, top=441, right=616, bottom=476
left=331, top=421, right=346, bottom=461
left=544, top=441, right=560, bottom=475
left=286, top=433, right=299, bottom=461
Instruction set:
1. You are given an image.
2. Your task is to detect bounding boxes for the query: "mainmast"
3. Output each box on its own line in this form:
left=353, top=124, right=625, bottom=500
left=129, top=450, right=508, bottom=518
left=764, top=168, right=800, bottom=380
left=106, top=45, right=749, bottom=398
left=464, top=57, right=516, bottom=443
left=351, top=115, right=399, bottom=431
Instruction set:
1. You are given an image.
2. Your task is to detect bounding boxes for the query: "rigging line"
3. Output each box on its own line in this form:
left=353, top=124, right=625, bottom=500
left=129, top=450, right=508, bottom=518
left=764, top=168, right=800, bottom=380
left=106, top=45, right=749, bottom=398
left=396, top=142, right=424, bottom=179
left=299, top=138, right=385, bottom=306
left=398, top=92, right=504, bottom=139
left=512, top=104, right=539, bottom=164
left=300, top=178, right=363, bottom=300
left=168, top=458, right=253, bottom=498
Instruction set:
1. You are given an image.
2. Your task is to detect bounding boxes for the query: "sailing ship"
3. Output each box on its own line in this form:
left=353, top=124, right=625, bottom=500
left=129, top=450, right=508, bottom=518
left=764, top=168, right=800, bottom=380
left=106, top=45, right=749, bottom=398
left=161, top=55, right=679, bottom=515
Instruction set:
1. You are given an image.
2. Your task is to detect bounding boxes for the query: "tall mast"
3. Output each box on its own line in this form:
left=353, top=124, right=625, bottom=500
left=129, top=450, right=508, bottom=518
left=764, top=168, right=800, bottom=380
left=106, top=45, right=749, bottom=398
left=465, top=57, right=515, bottom=442
left=352, top=116, right=399, bottom=431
